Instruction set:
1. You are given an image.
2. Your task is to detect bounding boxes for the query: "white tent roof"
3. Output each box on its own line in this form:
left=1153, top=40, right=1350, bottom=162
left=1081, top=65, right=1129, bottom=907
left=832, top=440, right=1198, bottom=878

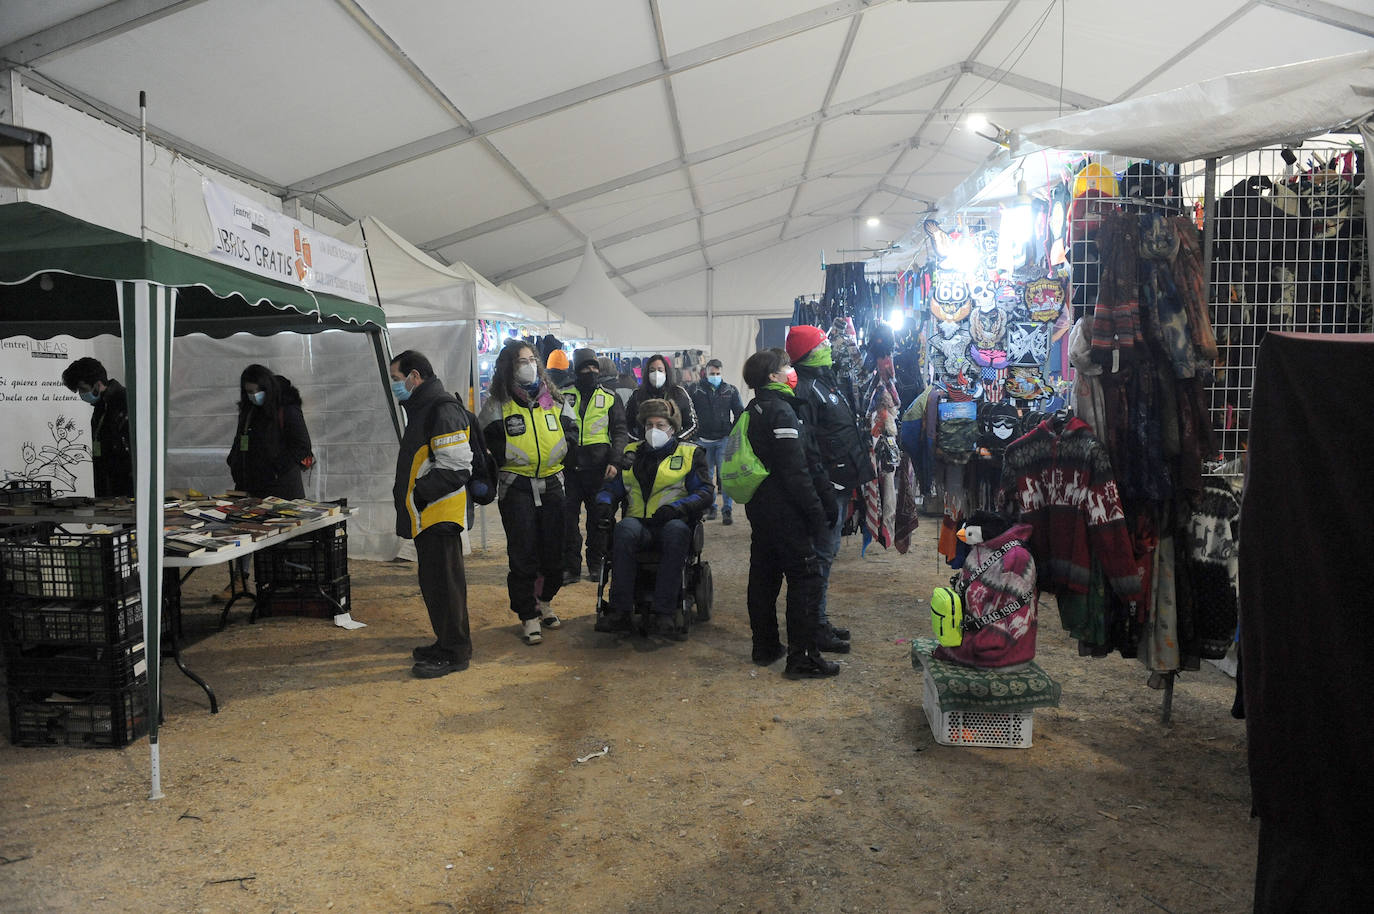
left=340, top=216, right=475, bottom=323
left=497, top=280, right=594, bottom=342
left=556, top=240, right=703, bottom=350
left=1014, top=50, right=1374, bottom=162
left=4, top=1, right=1373, bottom=323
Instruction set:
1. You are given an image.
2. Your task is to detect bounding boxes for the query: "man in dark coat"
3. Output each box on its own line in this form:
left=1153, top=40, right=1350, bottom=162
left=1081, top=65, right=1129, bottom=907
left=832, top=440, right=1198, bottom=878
left=688, top=358, right=745, bottom=525
left=60, top=357, right=133, bottom=497
left=391, top=350, right=474, bottom=679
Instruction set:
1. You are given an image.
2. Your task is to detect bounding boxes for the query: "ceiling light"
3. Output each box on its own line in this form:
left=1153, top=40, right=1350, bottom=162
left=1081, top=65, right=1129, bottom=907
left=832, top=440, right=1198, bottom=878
left=997, top=171, right=1034, bottom=272
left=866, top=217, right=880, bottom=228
left=966, top=113, right=989, bottom=133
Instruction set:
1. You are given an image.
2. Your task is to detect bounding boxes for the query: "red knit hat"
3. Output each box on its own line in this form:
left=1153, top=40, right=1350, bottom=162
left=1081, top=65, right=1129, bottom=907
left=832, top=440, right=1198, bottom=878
left=785, top=324, right=827, bottom=362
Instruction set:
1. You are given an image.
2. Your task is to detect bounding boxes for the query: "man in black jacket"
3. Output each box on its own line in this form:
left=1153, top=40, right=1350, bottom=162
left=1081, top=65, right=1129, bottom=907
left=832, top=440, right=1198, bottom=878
left=786, top=325, right=875, bottom=654
left=60, top=357, right=133, bottom=496
left=390, top=350, right=474, bottom=679
left=741, top=348, right=839, bottom=679
left=688, top=358, right=745, bottom=524
left=560, top=348, right=628, bottom=584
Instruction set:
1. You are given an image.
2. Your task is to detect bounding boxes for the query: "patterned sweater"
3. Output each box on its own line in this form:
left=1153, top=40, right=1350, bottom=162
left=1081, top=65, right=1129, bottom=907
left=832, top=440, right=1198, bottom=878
left=934, top=522, right=1039, bottom=669
left=998, top=417, right=1143, bottom=601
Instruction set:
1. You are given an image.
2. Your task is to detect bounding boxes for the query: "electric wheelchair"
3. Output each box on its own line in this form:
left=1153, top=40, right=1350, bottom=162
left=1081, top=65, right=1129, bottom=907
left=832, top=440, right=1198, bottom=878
left=593, top=513, right=713, bottom=639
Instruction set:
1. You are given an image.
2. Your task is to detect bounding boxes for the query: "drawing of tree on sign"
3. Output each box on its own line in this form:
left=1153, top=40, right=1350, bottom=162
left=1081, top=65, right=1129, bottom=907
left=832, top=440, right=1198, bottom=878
left=3, top=415, right=90, bottom=494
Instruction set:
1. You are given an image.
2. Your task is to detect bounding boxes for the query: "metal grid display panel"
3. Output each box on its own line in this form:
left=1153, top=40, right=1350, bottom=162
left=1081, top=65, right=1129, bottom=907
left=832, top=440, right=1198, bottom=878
left=1198, top=145, right=1369, bottom=470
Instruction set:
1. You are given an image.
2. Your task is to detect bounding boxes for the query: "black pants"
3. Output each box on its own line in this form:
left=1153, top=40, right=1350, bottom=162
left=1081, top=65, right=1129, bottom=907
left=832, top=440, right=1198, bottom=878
left=608, top=516, right=691, bottom=616
left=498, top=476, right=566, bottom=620
left=414, top=528, right=471, bottom=661
left=563, top=465, right=608, bottom=575
left=745, top=501, right=822, bottom=655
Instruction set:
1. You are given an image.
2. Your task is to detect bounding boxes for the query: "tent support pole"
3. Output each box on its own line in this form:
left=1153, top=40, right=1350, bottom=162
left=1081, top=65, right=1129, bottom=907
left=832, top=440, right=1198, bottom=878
left=371, top=328, right=403, bottom=442
left=139, top=91, right=147, bottom=242
left=706, top=266, right=715, bottom=353
left=1201, top=158, right=1217, bottom=307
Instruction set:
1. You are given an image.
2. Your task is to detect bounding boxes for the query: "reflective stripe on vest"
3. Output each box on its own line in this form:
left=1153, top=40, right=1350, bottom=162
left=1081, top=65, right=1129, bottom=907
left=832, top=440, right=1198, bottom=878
left=560, top=386, right=613, bottom=445
left=625, top=441, right=697, bottom=518
left=501, top=399, right=568, bottom=477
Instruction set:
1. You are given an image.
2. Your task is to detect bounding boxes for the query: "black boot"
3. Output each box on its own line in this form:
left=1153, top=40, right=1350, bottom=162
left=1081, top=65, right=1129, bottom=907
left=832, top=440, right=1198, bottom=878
left=784, top=650, right=840, bottom=679
left=815, top=628, right=851, bottom=654
left=825, top=622, right=851, bottom=641
left=751, top=641, right=786, bottom=665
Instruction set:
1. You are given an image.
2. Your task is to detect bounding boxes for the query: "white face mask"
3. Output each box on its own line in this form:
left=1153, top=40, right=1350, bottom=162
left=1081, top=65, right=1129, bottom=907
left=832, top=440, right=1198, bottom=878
left=645, top=427, right=672, bottom=449
left=516, top=362, right=538, bottom=385
left=648, top=370, right=666, bottom=388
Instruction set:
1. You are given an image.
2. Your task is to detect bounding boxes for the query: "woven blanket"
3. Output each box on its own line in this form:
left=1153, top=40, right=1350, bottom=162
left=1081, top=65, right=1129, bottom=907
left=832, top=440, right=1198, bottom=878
left=910, top=637, right=1061, bottom=713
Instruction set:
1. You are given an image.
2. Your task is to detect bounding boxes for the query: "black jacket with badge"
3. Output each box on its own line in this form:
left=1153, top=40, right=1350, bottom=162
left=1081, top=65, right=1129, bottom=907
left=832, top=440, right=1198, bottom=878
left=226, top=377, right=312, bottom=499
left=561, top=377, right=629, bottom=472
left=90, top=379, right=133, bottom=497
left=626, top=358, right=698, bottom=441
left=745, top=386, right=836, bottom=543
left=793, top=363, right=874, bottom=490
left=393, top=377, right=472, bottom=537
left=689, top=378, right=745, bottom=440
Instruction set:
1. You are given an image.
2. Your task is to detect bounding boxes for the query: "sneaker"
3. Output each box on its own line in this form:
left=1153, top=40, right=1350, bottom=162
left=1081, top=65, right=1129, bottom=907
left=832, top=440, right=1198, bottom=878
left=412, top=642, right=445, bottom=662
left=536, top=599, right=561, bottom=629
left=706, top=506, right=718, bottom=521
left=721, top=509, right=733, bottom=527
left=784, top=651, right=840, bottom=679
left=412, top=656, right=469, bottom=678
left=751, top=642, right=786, bottom=666
left=816, top=629, right=851, bottom=654
left=594, top=611, right=631, bottom=633
left=825, top=622, right=851, bottom=641
left=561, top=569, right=581, bottom=586
left=521, top=618, right=543, bottom=645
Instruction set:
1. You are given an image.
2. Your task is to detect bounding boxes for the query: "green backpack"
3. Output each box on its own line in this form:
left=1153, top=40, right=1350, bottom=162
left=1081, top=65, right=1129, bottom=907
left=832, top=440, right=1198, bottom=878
left=721, top=403, right=769, bottom=504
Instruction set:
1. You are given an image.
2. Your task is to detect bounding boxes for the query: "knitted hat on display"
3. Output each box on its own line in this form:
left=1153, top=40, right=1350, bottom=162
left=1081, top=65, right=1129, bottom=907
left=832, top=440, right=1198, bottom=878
left=637, top=398, right=680, bottom=432
left=785, top=324, right=828, bottom=362
left=572, top=347, right=598, bottom=372
left=546, top=349, right=570, bottom=371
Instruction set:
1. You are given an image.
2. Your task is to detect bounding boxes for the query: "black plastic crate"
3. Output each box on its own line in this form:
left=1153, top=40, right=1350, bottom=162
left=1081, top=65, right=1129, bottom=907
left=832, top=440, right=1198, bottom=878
left=3, top=638, right=146, bottom=693
left=0, top=592, right=143, bottom=646
left=7, top=678, right=148, bottom=748
left=0, top=480, right=52, bottom=505
left=253, top=525, right=348, bottom=587
left=0, top=526, right=138, bottom=600
left=255, top=574, right=350, bottom=619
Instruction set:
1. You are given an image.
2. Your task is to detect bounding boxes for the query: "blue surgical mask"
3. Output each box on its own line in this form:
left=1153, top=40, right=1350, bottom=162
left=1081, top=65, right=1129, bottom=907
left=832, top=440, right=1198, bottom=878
left=707, top=375, right=722, bottom=388
left=80, top=389, right=100, bottom=404
left=391, top=378, right=411, bottom=402
left=250, top=391, right=266, bottom=406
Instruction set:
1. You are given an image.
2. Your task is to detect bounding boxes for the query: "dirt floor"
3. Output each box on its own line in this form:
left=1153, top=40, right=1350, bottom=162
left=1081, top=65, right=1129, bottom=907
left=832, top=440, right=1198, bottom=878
left=0, top=511, right=1257, bottom=913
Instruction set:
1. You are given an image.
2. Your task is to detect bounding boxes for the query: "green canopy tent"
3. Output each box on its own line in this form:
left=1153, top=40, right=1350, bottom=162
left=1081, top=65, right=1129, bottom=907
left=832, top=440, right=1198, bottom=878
left=0, top=202, right=394, bottom=798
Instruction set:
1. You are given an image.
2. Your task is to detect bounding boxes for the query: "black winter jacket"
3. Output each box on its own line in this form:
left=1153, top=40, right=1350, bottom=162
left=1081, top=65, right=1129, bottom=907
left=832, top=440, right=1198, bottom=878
left=689, top=379, right=745, bottom=440
left=226, top=378, right=312, bottom=499
left=393, top=377, right=472, bottom=537
left=90, top=379, right=133, bottom=497
left=560, top=377, right=629, bottom=471
left=793, top=363, right=874, bottom=490
left=744, top=387, right=835, bottom=542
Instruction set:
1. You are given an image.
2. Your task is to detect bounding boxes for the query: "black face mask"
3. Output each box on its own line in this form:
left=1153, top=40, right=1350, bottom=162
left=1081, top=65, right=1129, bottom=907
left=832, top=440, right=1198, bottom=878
left=575, top=372, right=597, bottom=391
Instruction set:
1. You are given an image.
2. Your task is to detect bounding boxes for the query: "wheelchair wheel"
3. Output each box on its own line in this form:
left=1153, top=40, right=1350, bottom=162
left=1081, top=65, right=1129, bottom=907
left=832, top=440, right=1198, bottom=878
left=693, top=561, right=713, bottom=622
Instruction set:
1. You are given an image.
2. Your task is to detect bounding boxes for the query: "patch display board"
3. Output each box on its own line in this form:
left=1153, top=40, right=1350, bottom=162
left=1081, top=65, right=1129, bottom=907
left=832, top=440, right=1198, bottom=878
left=0, top=336, right=97, bottom=495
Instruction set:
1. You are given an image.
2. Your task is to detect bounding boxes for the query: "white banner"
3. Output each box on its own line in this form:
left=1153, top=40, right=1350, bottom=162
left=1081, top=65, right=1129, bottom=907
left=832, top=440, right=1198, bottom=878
left=202, top=180, right=370, bottom=304
left=0, top=336, right=97, bottom=496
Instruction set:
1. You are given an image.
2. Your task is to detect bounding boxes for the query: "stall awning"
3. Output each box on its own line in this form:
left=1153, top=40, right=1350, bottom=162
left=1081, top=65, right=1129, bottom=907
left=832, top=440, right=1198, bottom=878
left=0, top=203, right=387, bottom=338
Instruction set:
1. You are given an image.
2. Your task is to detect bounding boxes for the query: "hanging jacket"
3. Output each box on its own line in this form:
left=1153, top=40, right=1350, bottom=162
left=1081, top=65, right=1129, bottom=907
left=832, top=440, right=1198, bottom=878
left=226, top=377, right=312, bottom=499
left=934, top=522, right=1039, bottom=669
left=689, top=378, right=745, bottom=440
left=392, top=377, right=472, bottom=538
left=597, top=439, right=713, bottom=520
left=793, top=362, right=874, bottom=490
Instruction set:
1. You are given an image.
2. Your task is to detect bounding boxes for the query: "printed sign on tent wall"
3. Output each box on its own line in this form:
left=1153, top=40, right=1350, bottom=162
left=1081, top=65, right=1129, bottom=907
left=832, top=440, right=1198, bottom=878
left=1006, top=321, right=1049, bottom=367
left=0, top=336, right=96, bottom=495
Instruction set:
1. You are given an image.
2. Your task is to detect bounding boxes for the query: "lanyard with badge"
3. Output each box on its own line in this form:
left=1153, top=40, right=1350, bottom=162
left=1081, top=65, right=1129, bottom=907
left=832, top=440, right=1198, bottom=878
left=239, top=411, right=254, bottom=453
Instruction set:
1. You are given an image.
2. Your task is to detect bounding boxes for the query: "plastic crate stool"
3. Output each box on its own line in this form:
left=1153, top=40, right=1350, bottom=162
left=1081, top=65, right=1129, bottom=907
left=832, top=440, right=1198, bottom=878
left=910, top=637, right=1061, bottom=748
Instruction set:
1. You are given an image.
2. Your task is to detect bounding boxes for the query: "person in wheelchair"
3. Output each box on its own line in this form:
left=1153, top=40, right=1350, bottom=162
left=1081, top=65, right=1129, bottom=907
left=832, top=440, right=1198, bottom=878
left=594, top=398, right=713, bottom=638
